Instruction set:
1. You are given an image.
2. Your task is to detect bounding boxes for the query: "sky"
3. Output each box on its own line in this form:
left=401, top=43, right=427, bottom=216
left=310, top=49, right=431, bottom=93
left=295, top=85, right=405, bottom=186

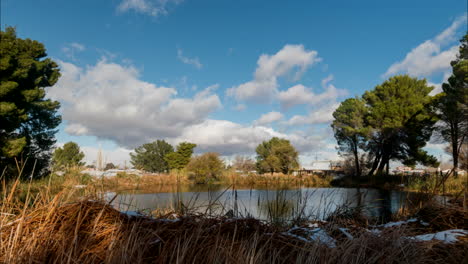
left=2, top=0, right=467, bottom=167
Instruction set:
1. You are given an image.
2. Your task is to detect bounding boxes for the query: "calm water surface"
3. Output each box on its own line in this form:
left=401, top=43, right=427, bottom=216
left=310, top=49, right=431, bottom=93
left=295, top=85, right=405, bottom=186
left=106, top=186, right=431, bottom=222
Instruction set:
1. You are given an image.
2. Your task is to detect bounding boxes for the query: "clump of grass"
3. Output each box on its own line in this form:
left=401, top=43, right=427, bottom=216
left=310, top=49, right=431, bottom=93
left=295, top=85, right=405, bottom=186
left=406, top=173, right=467, bottom=195
left=221, top=172, right=332, bottom=188
left=2, top=194, right=466, bottom=264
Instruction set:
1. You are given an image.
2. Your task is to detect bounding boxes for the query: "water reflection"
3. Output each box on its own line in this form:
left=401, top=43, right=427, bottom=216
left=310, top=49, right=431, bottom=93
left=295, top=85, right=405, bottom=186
left=107, top=186, right=433, bottom=222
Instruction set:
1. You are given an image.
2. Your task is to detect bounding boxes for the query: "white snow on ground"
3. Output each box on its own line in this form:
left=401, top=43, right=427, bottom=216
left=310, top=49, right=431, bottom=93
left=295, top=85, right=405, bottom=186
left=406, top=229, right=468, bottom=244
left=122, top=211, right=144, bottom=217
left=377, top=218, right=418, bottom=228
left=284, top=227, right=336, bottom=248
left=339, top=227, right=354, bottom=240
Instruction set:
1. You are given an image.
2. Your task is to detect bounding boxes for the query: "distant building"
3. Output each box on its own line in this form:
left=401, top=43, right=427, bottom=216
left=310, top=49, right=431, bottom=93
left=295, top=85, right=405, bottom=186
left=393, top=166, right=425, bottom=175
left=293, top=160, right=343, bottom=176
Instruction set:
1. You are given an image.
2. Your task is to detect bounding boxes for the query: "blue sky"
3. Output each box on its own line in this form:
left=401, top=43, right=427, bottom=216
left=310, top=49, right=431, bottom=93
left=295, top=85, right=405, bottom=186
left=2, top=0, right=467, bottom=166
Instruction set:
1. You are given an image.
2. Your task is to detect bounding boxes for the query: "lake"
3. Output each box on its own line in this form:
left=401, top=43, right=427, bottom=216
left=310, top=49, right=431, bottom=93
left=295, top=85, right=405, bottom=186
left=106, top=186, right=436, bottom=222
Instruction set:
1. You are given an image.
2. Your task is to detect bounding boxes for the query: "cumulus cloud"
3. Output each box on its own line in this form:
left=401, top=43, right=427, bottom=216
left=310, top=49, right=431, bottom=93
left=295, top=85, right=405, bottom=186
left=227, top=44, right=321, bottom=102
left=49, top=58, right=329, bottom=157
left=253, top=111, right=283, bottom=126
left=117, top=0, right=183, bottom=17
left=286, top=102, right=341, bottom=126
left=173, top=119, right=327, bottom=156
left=384, top=15, right=467, bottom=77
left=177, top=48, right=203, bottom=69
left=49, top=59, right=221, bottom=148
left=277, top=79, right=347, bottom=109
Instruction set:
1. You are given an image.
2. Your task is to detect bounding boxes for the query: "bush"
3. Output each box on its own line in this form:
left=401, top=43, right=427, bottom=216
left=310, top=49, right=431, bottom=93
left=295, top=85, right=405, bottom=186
left=187, top=153, right=224, bottom=184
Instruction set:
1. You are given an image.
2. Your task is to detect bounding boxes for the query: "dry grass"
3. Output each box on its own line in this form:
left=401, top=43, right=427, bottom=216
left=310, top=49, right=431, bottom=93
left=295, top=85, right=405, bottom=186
left=219, top=171, right=332, bottom=188
left=1, top=188, right=466, bottom=264
left=1, top=166, right=466, bottom=264
left=97, top=171, right=332, bottom=192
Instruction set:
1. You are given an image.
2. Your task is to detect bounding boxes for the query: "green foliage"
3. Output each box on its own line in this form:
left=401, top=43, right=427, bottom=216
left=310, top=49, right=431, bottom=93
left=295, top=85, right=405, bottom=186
left=434, top=33, right=468, bottom=175
left=364, top=75, right=438, bottom=171
left=0, top=27, right=61, bottom=177
left=332, top=75, right=439, bottom=177
left=332, top=97, right=368, bottom=177
left=130, top=140, right=174, bottom=173
left=104, top=163, right=116, bottom=170
left=186, top=152, right=224, bottom=184
left=256, top=137, right=299, bottom=174
left=52, top=142, right=85, bottom=170
left=165, top=142, right=197, bottom=170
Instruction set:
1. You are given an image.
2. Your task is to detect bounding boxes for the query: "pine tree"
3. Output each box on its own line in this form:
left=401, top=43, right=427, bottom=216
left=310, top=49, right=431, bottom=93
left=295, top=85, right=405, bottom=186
left=0, top=27, right=61, bottom=177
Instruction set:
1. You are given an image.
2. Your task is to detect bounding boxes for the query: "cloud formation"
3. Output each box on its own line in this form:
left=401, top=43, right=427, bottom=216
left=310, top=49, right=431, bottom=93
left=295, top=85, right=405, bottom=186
left=49, top=59, right=221, bottom=148
left=278, top=77, right=346, bottom=109
left=117, top=0, right=183, bottom=17
left=49, top=59, right=331, bottom=157
left=173, top=119, right=327, bottom=156
left=384, top=15, right=466, bottom=77
left=254, top=111, right=283, bottom=126
left=177, top=48, right=203, bottom=69
left=227, top=44, right=321, bottom=102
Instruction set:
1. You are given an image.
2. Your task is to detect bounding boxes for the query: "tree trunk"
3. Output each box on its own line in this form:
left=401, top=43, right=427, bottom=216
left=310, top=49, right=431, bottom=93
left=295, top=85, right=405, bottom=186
left=376, top=149, right=389, bottom=177
left=452, top=135, right=459, bottom=178
left=368, top=151, right=381, bottom=177
left=352, top=137, right=361, bottom=178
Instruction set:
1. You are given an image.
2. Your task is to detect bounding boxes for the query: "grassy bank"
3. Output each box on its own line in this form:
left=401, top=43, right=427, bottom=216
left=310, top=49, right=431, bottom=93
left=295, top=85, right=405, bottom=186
left=98, top=171, right=332, bottom=192
left=331, top=173, right=467, bottom=196
left=1, top=187, right=466, bottom=263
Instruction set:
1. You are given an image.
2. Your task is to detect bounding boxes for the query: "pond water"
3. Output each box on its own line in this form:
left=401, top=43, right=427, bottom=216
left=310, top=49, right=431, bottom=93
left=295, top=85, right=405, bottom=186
left=106, top=186, right=436, bottom=222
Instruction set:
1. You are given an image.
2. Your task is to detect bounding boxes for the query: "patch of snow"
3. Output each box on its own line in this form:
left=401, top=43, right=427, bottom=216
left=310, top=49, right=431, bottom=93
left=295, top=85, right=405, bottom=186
left=284, top=227, right=336, bottom=248
left=122, top=211, right=144, bottom=217
left=339, top=227, right=354, bottom=240
left=406, top=229, right=468, bottom=244
left=74, top=185, right=87, bottom=189
left=377, top=218, right=418, bottom=228
left=419, top=220, right=430, bottom=226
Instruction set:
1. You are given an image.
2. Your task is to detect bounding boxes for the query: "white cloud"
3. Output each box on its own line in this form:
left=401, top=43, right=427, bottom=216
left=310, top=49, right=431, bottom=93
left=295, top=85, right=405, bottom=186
left=227, top=44, right=321, bottom=102
left=62, top=42, right=86, bottom=61
left=177, top=48, right=203, bottom=69
left=173, top=119, right=327, bottom=156
left=117, top=0, right=183, bottom=17
left=286, top=102, right=341, bottom=125
left=277, top=80, right=347, bottom=109
left=254, top=111, right=283, bottom=126
left=49, top=59, right=221, bottom=148
left=384, top=15, right=467, bottom=77
left=80, top=146, right=132, bottom=167
left=277, top=84, right=314, bottom=108
left=49, top=59, right=328, bottom=157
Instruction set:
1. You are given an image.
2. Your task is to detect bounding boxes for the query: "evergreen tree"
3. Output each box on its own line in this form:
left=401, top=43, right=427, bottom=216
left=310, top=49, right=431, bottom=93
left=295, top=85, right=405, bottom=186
left=165, top=142, right=197, bottom=170
left=331, top=97, right=368, bottom=177
left=363, top=75, right=438, bottom=176
left=52, top=142, right=84, bottom=170
left=0, top=27, right=61, bottom=177
left=130, top=140, right=174, bottom=173
left=435, top=33, right=468, bottom=176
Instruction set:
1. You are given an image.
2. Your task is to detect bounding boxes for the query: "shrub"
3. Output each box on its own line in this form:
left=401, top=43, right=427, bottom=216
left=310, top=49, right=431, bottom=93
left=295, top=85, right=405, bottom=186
left=187, top=152, right=224, bottom=184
